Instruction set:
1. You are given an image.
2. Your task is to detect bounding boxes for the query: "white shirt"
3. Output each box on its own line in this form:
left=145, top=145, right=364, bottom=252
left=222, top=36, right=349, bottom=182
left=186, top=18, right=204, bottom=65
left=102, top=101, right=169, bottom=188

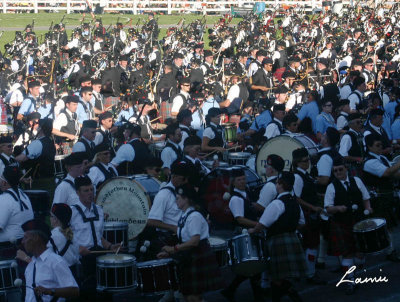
left=324, top=177, right=371, bottom=208
left=363, top=152, right=389, bottom=178
left=336, top=112, right=348, bottom=130
left=317, top=147, right=334, bottom=177
left=15, top=130, right=37, bottom=147
left=339, top=129, right=361, bottom=157
left=179, top=124, right=190, bottom=150
left=53, top=108, right=79, bottom=134
left=256, top=176, right=278, bottom=208
left=25, top=249, right=78, bottom=302
left=72, top=136, right=94, bottom=153
left=148, top=182, right=181, bottom=226
left=229, top=188, right=247, bottom=218
left=46, top=227, right=79, bottom=267
left=161, top=139, right=181, bottom=169
left=0, top=153, right=15, bottom=176
left=293, top=168, right=307, bottom=198
left=88, top=163, right=118, bottom=189
left=171, top=91, right=190, bottom=114
left=348, top=90, right=363, bottom=111
left=248, top=60, right=261, bottom=77
left=111, top=138, right=137, bottom=166
left=264, top=118, right=282, bottom=139
left=226, top=84, right=240, bottom=102
left=178, top=207, right=209, bottom=242
left=259, top=192, right=305, bottom=227
left=0, top=189, right=34, bottom=242
left=340, top=84, right=352, bottom=100
left=53, top=174, right=79, bottom=206
left=94, top=126, right=110, bottom=146
left=9, top=87, right=24, bottom=105
left=70, top=201, right=104, bottom=249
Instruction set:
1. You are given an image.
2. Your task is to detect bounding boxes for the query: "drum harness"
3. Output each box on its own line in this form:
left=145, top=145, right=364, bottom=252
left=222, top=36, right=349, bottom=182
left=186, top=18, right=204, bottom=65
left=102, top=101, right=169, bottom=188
left=73, top=204, right=100, bottom=249
left=49, top=237, right=72, bottom=257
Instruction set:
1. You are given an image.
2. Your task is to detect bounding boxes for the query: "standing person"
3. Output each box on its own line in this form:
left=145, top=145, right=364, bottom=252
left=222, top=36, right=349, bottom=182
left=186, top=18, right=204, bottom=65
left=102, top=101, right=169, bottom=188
left=363, top=134, right=400, bottom=261
left=324, top=157, right=372, bottom=295
left=315, top=99, right=336, bottom=142
left=17, top=80, right=41, bottom=120
left=88, top=144, right=118, bottom=190
left=222, top=168, right=265, bottom=302
left=14, top=112, right=40, bottom=153
left=94, top=111, right=115, bottom=151
left=0, top=136, right=16, bottom=176
left=76, top=86, right=96, bottom=125
left=297, top=90, right=320, bottom=134
left=292, top=148, right=325, bottom=285
left=161, top=123, right=184, bottom=176
left=201, top=108, right=226, bottom=154
left=264, top=104, right=286, bottom=140
left=171, top=78, right=191, bottom=118
left=363, top=108, right=392, bottom=157
left=158, top=184, right=222, bottom=302
left=177, top=109, right=194, bottom=149
left=21, top=219, right=80, bottom=302
left=249, top=172, right=307, bottom=302
left=72, top=120, right=97, bottom=161
left=0, top=165, right=34, bottom=259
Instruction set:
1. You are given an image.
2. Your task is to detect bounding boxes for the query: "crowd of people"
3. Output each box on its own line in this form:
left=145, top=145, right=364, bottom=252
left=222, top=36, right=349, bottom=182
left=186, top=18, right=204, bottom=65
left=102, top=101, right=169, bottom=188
left=0, top=2, right=400, bottom=302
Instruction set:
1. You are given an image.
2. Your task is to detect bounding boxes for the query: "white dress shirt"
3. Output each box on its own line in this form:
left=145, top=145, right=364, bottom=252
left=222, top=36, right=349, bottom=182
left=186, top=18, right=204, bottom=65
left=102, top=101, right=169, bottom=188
left=339, top=129, right=361, bottom=157
left=256, top=176, right=278, bottom=208
left=178, top=207, right=209, bottom=242
left=316, top=147, right=334, bottom=177
left=229, top=188, right=247, bottom=218
left=264, top=118, right=283, bottom=139
left=161, top=139, right=181, bottom=169
left=148, top=182, right=181, bottom=226
left=72, top=136, right=95, bottom=153
left=88, top=163, right=118, bottom=189
left=363, top=152, right=390, bottom=178
left=25, top=248, right=78, bottom=302
left=324, top=177, right=371, bottom=208
left=111, top=138, right=137, bottom=166
left=53, top=174, right=79, bottom=206
left=46, top=227, right=79, bottom=267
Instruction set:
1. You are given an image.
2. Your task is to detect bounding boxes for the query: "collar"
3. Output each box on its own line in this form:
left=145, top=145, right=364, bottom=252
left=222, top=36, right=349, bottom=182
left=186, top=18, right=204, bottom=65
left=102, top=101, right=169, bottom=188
left=77, top=200, right=95, bottom=213
left=34, top=248, right=52, bottom=262
left=179, top=124, right=190, bottom=130
left=297, top=167, right=307, bottom=174
left=349, top=128, right=360, bottom=135
left=277, top=192, right=291, bottom=198
left=340, top=177, right=350, bottom=184
left=368, top=121, right=381, bottom=133
left=210, top=122, right=220, bottom=127
left=234, top=188, right=247, bottom=196
left=340, top=111, right=349, bottom=116
left=167, top=139, right=179, bottom=148
left=1, top=153, right=11, bottom=160
left=368, top=151, right=381, bottom=159
left=266, top=175, right=278, bottom=182
left=182, top=206, right=195, bottom=216
left=273, top=117, right=282, bottom=125
left=100, top=125, right=108, bottom=132
left=318, top=147, right=331, bottom=152
left=185, top=155, right=196, bottom=164
left=166, top=181, right=175, bottom=190
left=65, top=108, right=74, bottom=116
left=81, top=136, right=93, bottom=144
left=180, top=91, right=190, bottom=98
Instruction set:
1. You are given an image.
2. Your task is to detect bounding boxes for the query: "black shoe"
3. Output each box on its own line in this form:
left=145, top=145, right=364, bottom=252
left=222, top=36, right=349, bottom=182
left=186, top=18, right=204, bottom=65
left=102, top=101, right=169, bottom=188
left=344, top=283, right=356, bottom=295
left=386, top=251, right=400, bottom=262
left=307, top=275, right=328, bottom=285
left=220, top=288, right=235, bottom=302
left=315, top=262, right=325, bottom=269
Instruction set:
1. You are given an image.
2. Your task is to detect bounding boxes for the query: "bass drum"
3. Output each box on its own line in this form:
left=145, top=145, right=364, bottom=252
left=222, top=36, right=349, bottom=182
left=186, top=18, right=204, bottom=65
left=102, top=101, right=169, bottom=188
left=128, top=174, right=161, bottom=202
left=96, top=177, right=151, bottom=240
left=256, top=134, right=318, bottom=181
left=199, top=166, right=262, bottom=228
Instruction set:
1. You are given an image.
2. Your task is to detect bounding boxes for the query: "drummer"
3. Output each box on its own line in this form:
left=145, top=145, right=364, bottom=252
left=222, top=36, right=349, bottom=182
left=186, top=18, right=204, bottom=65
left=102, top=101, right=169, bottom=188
left=177, top=109, right=194, bottom=149
left=222, top=168, right=265, bottom=302
left=249, top=172, right=307, bottom=302
left=158, top=184, right=222, bottom=302
left=53, top=152, right=86, bottom=206
left=363, top=133, right=400, bottom=262
left=201, top=107, right=227, bottom=158
left=161, top=123, right=184, bottom=177
left=254, top=154, right=285, bottom=213
left=263, top=104, right=286, bottom=140
left=72, top=119, right=98, bottom=161
left=70, top=176, right=120, bottom=300
left=0, top=165, right=34, bottom=259
left=324, top=157, right=372, bottom=294
left=292, top=148, right=326, bottom=285
left=87, top=143, right=118, bottom=191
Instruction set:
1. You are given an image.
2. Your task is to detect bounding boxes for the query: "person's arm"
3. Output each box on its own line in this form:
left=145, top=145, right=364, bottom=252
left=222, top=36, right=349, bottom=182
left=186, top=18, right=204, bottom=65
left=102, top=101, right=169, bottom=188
left=201, top=136, right=225, bottom=153
left=235, top=216, right=258, bottom=228
left=34, top=286, right=79, bottom=299
left=382, top=160, right=400, bottom=178
left=147, top=219, right=177, bottom=233
left=163, top=235, right=200, bottom=255
left=15, top=152, right=28, bottom=162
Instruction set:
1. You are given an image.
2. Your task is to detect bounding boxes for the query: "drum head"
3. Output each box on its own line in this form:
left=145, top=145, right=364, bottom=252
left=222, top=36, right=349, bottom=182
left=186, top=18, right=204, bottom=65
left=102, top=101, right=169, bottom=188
left=137, top=258, right=174, bottom=268
left=256, top=134, right=316, bottom=181
left=228, top=152, right=251, bottom=160
left=97, top=253, right=135, bottom=264
left=353, top=218, right=386, bottom=232
left=96, top=177, right=151, bottom=240
left=128, top=174, right=161, bottom=202
left=209, top=237, right=227, bottom=247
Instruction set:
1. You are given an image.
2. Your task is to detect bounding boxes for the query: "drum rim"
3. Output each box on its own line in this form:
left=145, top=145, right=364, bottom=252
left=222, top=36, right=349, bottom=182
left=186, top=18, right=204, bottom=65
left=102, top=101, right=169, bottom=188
left=228, top=152, right=252, bottom=158
left=209, top=236, right=227, bottom=247
left=103, top=221, right=129, bottom=229
left=0, top=260, right=17, bottom=266
left=97, top=253, right=136, bottom=263
left=136, top=258, right=175, bottom=267
left=353, top=218, right=387, bottom=233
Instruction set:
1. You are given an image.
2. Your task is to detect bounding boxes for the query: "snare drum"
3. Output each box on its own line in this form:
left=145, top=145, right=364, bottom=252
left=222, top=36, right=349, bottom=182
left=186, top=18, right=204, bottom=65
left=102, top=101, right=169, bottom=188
left=228, top=234, right=268, bottom=277
left=96, top=254, right=136, bottom=292
left=149, top=142, right=165, bottom=159
left=103, top=222, right=129, bottom=248
left=222, top=123, right=237, bottom=143
left=228, top=152, right=251, bottom=166
left=23, top=190, right=50, bottom=220
left=353, top=218, right=390, bottom=254
left=202, top=161, right=229, bottom=170
left=209, top=237, right=228, bottom=268
left=136, top=258, right=178, bottom=295
left=128, top=174, right=161, bottom=202
left=0, top=260, right=18, bottom=291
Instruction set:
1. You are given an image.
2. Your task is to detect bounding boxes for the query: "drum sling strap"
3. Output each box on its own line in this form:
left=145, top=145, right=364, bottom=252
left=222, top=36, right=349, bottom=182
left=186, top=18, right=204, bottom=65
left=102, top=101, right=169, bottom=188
left=49, top=237, right=72, bottom=257
left=177, top=210, right=196, bottom=244
left=4, top=189, right=29, bottom=211
left=160, top=186, right=176, bottom=197
left=165, top=142, right=184, bottom=160
left=72, top=204, right=100, bottom=248
left=56, top=178, right=75, bottom=189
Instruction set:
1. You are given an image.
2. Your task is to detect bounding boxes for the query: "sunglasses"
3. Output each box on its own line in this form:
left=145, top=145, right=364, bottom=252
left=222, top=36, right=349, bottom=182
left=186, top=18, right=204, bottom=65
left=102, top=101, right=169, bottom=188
left=333, top=167, right=345, bottom=173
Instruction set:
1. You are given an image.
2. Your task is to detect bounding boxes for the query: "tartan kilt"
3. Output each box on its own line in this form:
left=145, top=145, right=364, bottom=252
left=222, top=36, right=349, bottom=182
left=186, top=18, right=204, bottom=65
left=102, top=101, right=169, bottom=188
left=57, top=141, right=74, bottom=155
left=160, top=101, right=173, bottom=123
left=328, top=220, right=356, bottom=257
left=371, top=193, right=396, bottom=229
left=266, top=232, right=307, bottom=281
left=177, top=240, right=223, bottom=295
left=301, top=209, right=320, bottom=249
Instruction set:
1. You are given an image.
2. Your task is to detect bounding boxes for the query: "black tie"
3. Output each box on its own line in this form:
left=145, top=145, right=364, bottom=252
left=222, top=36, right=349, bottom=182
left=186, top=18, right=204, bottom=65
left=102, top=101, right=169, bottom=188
left=90, top=142, right=95, bottom=150
left=380, top=156, right=390, bottom=167
left=9, top=157, right=15, bottom=164
left=32, top=262, right=43, bottom=302
left=195, top=160, right=202, bottom=171
left=108, top=167, right=116, bottom=177
left=344, top=181, right=350, bottom=191
left=72, top=112, right=77, bottom=120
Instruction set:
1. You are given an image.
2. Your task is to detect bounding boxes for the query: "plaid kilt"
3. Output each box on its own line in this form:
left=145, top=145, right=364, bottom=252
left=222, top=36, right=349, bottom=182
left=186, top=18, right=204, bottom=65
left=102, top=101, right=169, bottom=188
left=177, top=240, right=223, bottom=295
left=266, top=232, right=307, bottom=281
left=160, top=101, right=173, bottom=123
left=57, top=142, right=74, bottom=155
left=301, top=209, right=320, bottom=249
left=371, top=193, right=396, bottom=229
left=328, top=220, right=356, bottom=257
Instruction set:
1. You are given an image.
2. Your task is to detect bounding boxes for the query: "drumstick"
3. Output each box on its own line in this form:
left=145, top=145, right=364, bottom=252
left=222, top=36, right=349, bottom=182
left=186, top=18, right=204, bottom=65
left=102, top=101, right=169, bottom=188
left=115, top=241, right=123, bottom=255
left=19, top=168, right=32, bottom=181
left=150, top=116, right=162, bottom=123
left=90, top=250, right=112, bottom=254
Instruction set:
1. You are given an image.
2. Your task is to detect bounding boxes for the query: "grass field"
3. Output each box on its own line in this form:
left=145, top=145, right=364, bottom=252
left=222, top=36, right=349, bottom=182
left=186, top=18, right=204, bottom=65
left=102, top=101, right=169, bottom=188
left=0, top=13, right=241, bottom=51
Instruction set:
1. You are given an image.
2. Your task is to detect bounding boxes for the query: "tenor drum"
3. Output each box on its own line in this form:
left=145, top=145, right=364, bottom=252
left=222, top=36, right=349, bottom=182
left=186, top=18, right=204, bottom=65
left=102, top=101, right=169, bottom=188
left=96, top=177, right=151, bottom=240
left=128, top=174, right=161, bottom=202
left=103, top=222, right=129, bottom=248
left=222, top=123, right=237, bottom=143
left=209, top=237, right=229, bottom=268
left=0, top=288, right=22, bottom=302
left=256, top=134, right=318, bottom=181
left=228, top=152, right=252, bottom=166
left=136, top=259, right=178, bottom=295
left=54, top=154, right=67, bottom=181
left=353, top=218, right=390, bottom=254
left=199, top=166, right=262, bottom=227
left=96, top=254, right=136, bottom=292
left=202, top=161, right=229, bottom=170
left=23, top=190, right=50, bottom=220
left=149, top=142, right=165, bottom=159
left=0, top=260, right=18, bottom=290
left=228, top=234, right=268, bottom=277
